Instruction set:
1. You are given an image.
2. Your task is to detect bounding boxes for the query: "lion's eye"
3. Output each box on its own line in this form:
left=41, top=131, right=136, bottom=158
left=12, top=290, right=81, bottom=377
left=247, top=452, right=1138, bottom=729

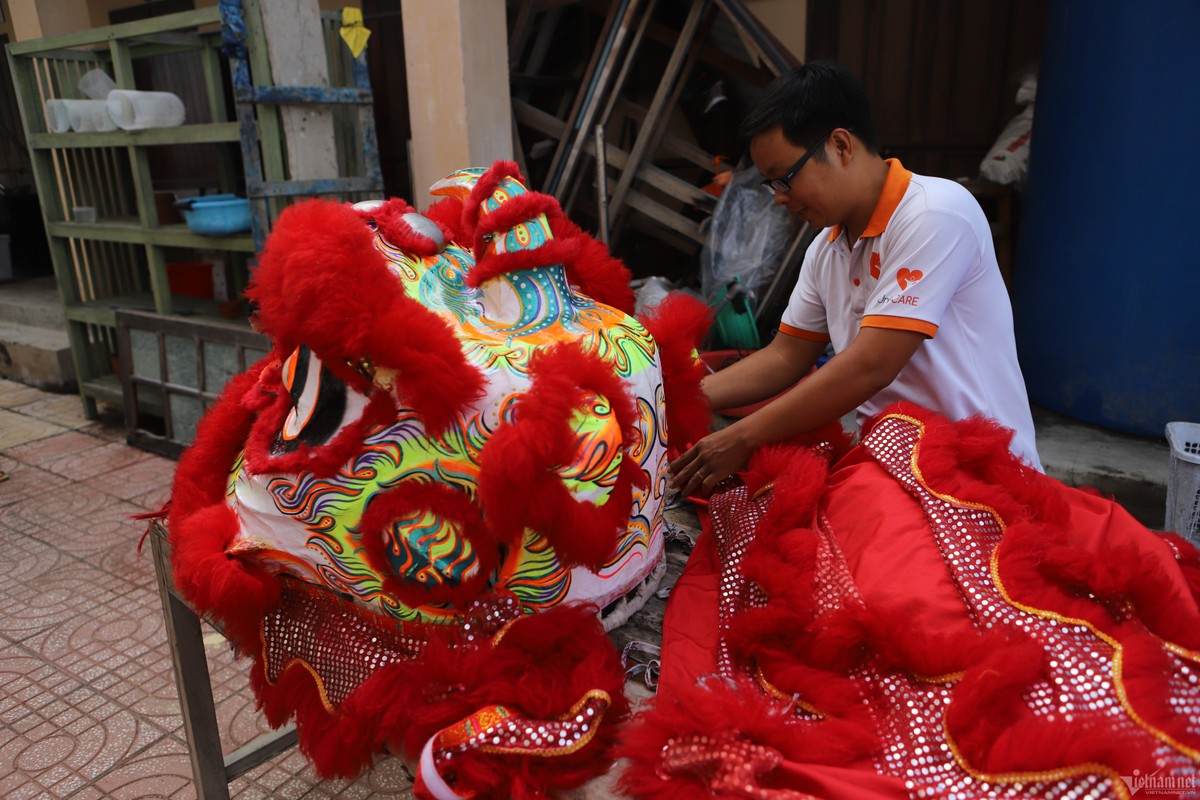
left=276, top=346, right=352, bottom=452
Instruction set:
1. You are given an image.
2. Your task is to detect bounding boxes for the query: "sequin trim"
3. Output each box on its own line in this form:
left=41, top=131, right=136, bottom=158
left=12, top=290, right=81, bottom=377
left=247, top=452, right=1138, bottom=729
left=431, top=689, right=611, bottom=765
left=478, top=690, right=611, bottom=757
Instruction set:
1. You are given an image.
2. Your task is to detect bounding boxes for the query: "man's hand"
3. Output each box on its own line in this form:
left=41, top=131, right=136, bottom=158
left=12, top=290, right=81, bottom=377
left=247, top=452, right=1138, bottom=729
left=668, top=423, right=756, bottom=497
left=669, top=326, right=927, bottom=498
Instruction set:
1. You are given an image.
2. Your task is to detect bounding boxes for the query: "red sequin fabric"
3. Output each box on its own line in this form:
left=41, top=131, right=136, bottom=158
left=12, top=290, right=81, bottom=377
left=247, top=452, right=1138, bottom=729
left=665, top=416, right=1200, bottom=799
left=261, top=578, right=522, bottom=709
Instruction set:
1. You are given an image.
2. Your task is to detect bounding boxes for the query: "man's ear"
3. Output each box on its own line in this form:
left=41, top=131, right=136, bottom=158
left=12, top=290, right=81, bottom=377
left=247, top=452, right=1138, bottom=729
left=831, top=128, right=855, bottom=164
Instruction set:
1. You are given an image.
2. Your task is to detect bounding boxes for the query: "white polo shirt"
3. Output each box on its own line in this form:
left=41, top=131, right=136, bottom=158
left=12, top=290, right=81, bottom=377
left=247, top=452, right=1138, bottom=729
left=779, top=159, right=1041, bottom=470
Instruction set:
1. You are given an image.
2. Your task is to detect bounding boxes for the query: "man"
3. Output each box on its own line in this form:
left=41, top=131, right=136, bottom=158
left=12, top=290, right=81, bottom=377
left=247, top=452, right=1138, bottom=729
left=670, top=62, right=1041, bottom=496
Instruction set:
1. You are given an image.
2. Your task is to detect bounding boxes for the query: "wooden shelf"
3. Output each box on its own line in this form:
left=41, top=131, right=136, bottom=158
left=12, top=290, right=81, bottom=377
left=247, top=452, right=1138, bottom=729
left=66, top=294, right=236, bottom=327
left=28, top=122, right=241, bottom=150
left=9, top=0, right=376, bottom=439
left=81, top=373, right=167, bottom=417
left=6, top=7, right=220, bottom=55
left=47, top=220, right=256, bottom=252
left=79, top=374, right=126, bottom=407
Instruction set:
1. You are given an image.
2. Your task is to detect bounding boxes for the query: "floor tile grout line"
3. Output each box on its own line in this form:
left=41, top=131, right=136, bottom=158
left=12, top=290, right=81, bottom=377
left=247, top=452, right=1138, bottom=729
left=58, top=728, right=185, bottom=800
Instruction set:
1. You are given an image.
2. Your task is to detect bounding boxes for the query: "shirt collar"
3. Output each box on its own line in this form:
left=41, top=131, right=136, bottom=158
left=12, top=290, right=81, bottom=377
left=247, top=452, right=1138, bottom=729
left=827, top=158, right=913, bottom=243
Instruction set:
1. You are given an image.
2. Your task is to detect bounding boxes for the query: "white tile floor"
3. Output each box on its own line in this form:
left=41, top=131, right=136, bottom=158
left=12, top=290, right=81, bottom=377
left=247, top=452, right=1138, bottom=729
left=0, top=379, right=417, bottom=798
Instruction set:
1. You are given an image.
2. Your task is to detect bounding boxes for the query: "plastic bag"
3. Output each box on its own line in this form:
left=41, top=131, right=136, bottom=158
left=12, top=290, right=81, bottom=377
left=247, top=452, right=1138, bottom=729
left=632, top=275, right=676, bottom=316
left=699, top=166, right=796, bottom=305
left=980, top=68, right=1038, bottom=187
left=980, top=105, right=1033, bottom=187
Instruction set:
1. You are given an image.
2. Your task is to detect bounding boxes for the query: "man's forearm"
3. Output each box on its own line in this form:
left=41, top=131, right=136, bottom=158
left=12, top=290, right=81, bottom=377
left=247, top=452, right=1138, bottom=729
left=702, top=336, right=824, bottom=411
left=728, top=357, right=880, bottom=448
left=724, top=327, right=927, bottom=449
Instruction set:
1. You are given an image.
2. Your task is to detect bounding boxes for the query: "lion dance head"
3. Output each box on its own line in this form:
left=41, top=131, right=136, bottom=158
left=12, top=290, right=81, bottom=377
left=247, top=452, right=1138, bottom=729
left=167, top=161, right=711, bottom=797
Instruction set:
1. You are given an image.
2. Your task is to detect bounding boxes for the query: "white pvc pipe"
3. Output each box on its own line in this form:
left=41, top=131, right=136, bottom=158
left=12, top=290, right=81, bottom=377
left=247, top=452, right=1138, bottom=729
left=67, top=99, right=117, bottom=132
left=44, top=99, right=71, bottom=133
left=105, top=90, right=186, bottom=130
left=45, top=99, right=116, bottom=133
left=77, top=69, right=117, bottom=100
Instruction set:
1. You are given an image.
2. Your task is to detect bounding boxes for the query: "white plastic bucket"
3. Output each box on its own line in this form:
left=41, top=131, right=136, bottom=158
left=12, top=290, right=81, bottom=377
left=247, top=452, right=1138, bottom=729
left=1166, top=422, right=1200, bottom=542
left=106, top=90, right=186, bottom=130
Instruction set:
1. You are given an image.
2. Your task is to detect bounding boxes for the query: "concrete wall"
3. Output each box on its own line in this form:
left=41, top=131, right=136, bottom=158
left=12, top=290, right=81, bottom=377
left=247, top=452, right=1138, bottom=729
left=401, top=0, right=513, bottom=208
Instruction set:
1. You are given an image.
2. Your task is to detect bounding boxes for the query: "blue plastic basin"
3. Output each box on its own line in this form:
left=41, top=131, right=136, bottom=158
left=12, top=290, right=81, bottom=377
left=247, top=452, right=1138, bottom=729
left=176, top=195, right=251, bottom=236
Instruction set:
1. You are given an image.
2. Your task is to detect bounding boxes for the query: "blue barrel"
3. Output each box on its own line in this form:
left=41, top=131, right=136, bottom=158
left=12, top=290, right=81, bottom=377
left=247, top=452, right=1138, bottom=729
left=1013, top=0, right=1200, bottom=437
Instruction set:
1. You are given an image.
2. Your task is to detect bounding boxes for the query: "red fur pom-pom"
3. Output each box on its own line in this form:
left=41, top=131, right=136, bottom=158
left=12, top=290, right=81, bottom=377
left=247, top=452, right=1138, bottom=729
left=619, top=676, right=876, bottom=799
left=423, top=196, right=469, bottom=244
left=247, top=199, right=485, bottom=435
left=637, top=292, right=713, bottom=451
left=359, top=197, right=453, bottom=257
left=547, top=213, right=636, bottom=313
left=171, top=503, right=280, bottom=645
left=476, top=342, right=643, bottom=569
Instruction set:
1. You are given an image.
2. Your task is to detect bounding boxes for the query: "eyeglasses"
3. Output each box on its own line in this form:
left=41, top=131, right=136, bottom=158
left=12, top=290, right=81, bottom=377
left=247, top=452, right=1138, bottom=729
left=761, top=129, right=836, bottom=195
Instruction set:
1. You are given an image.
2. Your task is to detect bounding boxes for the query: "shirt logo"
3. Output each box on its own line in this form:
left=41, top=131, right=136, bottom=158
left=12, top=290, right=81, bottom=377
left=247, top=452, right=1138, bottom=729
left=897, top=268, right=923, bottom=291
left=870, top=252, right=881, bottom=279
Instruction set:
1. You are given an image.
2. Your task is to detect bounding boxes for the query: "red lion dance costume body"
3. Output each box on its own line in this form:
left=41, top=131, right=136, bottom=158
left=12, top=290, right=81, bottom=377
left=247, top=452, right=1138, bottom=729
left=620, top=407, right=1200, bottom=800
left=169, top=158, right=1200, bottom=799
left=168, top=161, right=711, bottom=799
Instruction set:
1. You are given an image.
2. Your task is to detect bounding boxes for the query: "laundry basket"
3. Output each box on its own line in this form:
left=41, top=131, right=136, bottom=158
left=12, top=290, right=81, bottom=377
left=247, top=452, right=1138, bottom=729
left=1165, top=422, right=1200, bottom=542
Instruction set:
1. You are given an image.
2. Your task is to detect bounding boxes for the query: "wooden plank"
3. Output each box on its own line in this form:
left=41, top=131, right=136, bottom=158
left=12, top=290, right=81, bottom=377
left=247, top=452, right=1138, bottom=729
left=47, top=221, right=256, bottom=252
left=128, top=31, right=209, bottom=50
left=585, top=137, right=716, bottom=209
left=258, top=0, right=338, bottom=183
left=235, top=85, right=371, bottom=105
left=607, top=0, right=709, bottom=222
left=241, top=0, right=287, bottom=240
left=13, top=48, right=106, bottom=64
left=6, top=47, right=100, bottom=416
left=710, top=0, right=801, bottom=75
left=246, top=176, right=380, bottom=198
left=624, top=188, right=703, bottom=244
left=615, top=99, right=714, bottom=170
left=27, top=122, right=243, bottom=149
left=7, top=8, right=222, bottom=55
left=79, top=374, right=126, bottom=406
left=513, top=97, right=567, bottom=138
left=199, top=46, right=241, bottom=194
left=146, top=242, right=172, bottom=316
left=544, top=0, right=637, bottom=196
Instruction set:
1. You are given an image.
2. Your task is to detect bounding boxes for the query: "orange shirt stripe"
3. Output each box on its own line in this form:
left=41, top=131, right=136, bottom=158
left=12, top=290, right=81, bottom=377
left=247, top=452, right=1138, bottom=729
left=861, top=315, right=938, bottom=338
left=779, top=322, right=831, bottom=342
left=861, top=160, right=914, bottom=238
left=825, top=160, right=912, bottom=243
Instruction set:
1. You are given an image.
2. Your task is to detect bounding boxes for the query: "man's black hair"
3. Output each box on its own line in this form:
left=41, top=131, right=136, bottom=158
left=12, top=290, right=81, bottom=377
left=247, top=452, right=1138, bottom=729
left=740, top=61, right=880, bottom=155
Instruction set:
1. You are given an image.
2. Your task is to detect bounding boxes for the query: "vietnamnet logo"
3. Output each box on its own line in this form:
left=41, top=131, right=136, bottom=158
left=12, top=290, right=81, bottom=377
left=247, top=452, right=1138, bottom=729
left=1120, top=768, right=1198, bottom=796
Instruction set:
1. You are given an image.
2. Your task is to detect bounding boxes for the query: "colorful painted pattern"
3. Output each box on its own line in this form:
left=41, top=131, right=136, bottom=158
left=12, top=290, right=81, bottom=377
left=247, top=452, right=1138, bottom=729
left=226, top=171, right=668, bottom=625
